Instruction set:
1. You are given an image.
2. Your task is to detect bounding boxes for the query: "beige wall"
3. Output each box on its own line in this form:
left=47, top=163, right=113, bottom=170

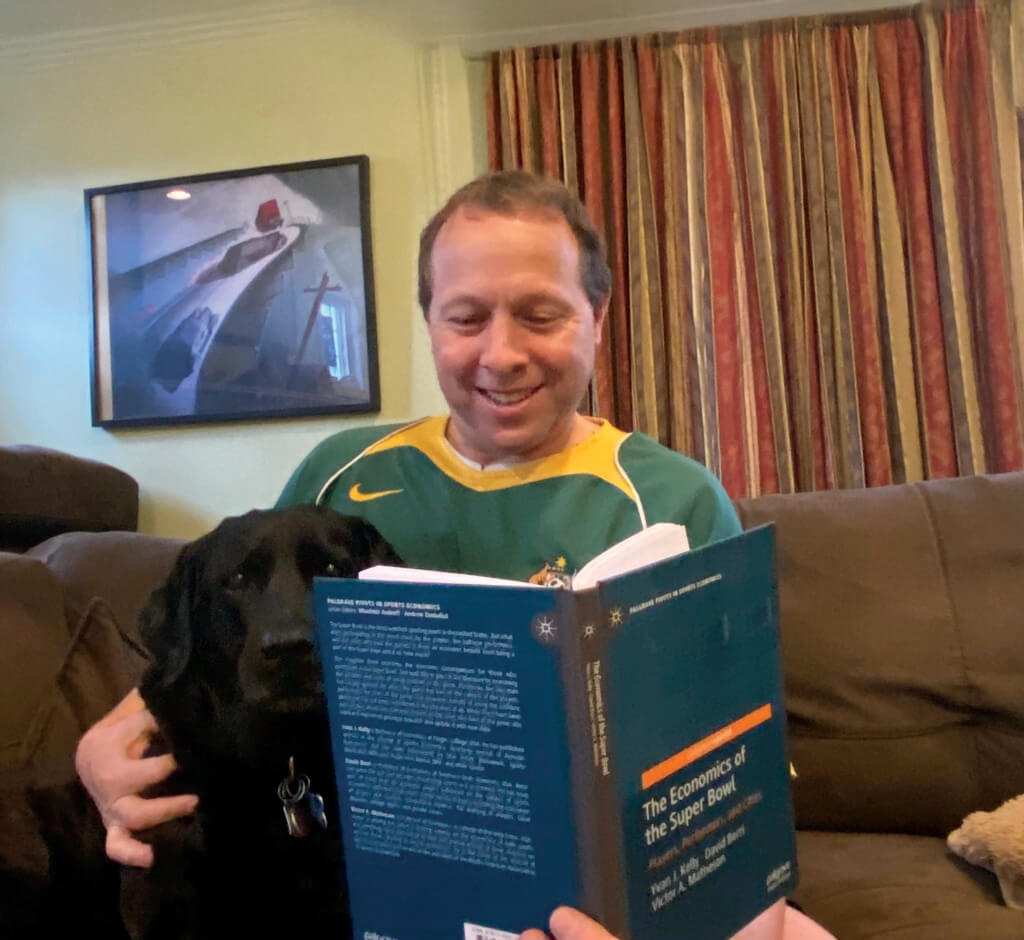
left=0, top=10, right=487, bottom=538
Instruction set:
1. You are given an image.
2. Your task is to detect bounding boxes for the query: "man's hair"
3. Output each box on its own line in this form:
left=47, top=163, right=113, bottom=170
left=417, top=169, right=612, bottom=316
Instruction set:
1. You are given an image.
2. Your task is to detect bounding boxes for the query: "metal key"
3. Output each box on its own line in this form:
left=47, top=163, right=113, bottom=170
left=277, top=756, right=328, bottom=837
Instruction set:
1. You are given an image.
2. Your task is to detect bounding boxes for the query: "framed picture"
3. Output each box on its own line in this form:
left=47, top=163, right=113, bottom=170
left=87, top=155, right=380, bottom=428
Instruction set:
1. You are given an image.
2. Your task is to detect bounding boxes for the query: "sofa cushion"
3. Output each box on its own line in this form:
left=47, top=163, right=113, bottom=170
left=0, top=553, right=70, bottom=768
left=21, top=597, right=149, bottom=769
left=29, top=531, right=186, bottom=643
left=919, top=473, right=1024, bottom=816
left=734, top=471, right=1024, bottom=836
left=0, top=445, right=138, bottom=551
left=794, top=830, right=1024, bottom=939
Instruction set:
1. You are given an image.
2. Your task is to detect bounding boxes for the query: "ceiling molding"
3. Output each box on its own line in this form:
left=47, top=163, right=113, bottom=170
left=0, top=0, right=923, bottom=69
left=441, top=0, right=916, bottom=56
left=0, top=2, right=336, bottom=70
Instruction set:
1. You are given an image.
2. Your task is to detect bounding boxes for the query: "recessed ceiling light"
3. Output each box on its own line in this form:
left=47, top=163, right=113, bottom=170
left=166, top=188, right=191, bottom=200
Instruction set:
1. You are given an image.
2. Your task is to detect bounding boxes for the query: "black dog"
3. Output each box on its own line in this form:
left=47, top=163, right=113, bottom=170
left=1, top=505, right=401, bottom=939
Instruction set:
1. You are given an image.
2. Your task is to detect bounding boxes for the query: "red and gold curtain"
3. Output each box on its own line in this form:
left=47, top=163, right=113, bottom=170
left=488, top=0, right=1024, bottom=495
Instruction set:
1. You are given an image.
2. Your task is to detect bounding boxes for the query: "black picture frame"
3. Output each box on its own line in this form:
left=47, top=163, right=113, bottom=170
left=87, top=154, right=380, bottom=428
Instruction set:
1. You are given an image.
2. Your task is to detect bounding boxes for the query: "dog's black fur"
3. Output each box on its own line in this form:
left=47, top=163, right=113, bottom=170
left=0, top=505, right=401, bottom=939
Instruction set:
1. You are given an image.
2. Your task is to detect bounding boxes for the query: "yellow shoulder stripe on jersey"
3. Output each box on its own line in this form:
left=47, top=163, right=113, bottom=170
left=364, top=415, right=638, bottom=499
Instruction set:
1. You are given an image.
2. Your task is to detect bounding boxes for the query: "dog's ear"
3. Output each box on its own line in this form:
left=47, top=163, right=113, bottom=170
left=139, top=543, right=199, bottom=688
left=346, top=517, right=404, bottom=568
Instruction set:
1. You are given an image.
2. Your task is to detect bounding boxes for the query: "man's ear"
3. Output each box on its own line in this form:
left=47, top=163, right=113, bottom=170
left=138, top=544, right=198, bottom=689
left=593, top=297, right=610, bottom=345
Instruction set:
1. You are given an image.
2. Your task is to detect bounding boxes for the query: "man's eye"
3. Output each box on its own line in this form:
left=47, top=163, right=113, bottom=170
left=448, top=314, right=483, bottom=330
left=522, top=307, right=563, bottom=327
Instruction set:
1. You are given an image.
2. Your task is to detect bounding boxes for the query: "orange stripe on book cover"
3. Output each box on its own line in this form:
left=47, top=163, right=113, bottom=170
left=641, top=704, right=773, bottom=790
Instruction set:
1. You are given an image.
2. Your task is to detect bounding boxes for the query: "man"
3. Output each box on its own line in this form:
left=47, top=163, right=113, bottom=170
left=77, top=170, right=829, bottom=939
left=273, top=172, right=738, bottom=575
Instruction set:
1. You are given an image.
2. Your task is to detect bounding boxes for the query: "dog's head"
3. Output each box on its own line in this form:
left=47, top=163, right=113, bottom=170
left=138, top=506, right=401, bottom=749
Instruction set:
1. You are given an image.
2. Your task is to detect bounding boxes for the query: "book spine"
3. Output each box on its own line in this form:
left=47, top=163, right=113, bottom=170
left=557, top=586, right=629, bottom=937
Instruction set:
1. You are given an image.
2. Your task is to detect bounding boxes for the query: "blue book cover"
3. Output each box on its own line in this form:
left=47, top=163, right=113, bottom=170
left=313, top=524, right=796, bottom=940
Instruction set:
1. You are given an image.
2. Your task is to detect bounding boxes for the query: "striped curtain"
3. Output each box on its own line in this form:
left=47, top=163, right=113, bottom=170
left=487, top=0, right=1024, bottom=496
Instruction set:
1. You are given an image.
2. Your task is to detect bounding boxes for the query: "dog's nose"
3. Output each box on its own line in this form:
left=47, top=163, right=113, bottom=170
left=260, top=630, right=314, bottom=663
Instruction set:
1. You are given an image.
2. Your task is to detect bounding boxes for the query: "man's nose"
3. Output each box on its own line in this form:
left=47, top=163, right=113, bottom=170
left=478, top=311, right=529, bottom=372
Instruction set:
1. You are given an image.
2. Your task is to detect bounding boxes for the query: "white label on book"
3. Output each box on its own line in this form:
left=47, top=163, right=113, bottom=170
left=463, top=923, right=518, bottom=940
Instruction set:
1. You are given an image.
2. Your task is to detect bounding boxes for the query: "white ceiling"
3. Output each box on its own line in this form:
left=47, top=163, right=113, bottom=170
left=0, top=0, right=914, bottom=51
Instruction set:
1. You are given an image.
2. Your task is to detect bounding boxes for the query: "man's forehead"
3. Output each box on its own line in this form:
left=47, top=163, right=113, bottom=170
left=433, top=207, right=579, bottom=262
left=441, top=203, right=573, bottom=234
left=428, top=207, right=586, bottom=309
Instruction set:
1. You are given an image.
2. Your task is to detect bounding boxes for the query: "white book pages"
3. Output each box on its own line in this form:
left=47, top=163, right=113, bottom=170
left=570, top=523, right=689, bottom=590
left=358, top=565, right=532, bottom=588
left=358, top=523, right=688, bottom=592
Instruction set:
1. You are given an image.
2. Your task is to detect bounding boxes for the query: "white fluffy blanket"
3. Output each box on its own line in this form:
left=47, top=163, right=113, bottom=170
left=948, top=793, right=1024, bottom=911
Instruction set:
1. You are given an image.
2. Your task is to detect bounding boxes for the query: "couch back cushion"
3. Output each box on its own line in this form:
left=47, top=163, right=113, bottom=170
left=734, top=471, right=1024, bottom=836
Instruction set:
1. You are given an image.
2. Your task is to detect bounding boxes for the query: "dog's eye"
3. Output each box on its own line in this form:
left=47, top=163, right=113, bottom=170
left=226, top=570, right=248, bottom=590
left=323, top=562, right=339, bottom=576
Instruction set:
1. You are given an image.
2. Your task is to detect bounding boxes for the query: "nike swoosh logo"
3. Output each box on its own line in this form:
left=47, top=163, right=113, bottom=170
left=348, top=483, right=403, bottom=502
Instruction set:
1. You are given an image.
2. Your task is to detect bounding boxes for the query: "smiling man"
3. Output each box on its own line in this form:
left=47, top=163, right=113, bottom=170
left=272, top=171, right=739, bottom=579
left=74, top=171, right=834, bottom=939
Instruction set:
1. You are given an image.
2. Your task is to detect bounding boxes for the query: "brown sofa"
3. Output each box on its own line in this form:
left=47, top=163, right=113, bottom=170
left=736, top=471, right=1024, bottom=939
left=2, top=445, right=1022, bottom=937
left=0, top=446, right=184, bottom=772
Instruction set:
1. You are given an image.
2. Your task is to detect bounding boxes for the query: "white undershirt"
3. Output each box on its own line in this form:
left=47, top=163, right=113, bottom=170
left=439, top=416, right=602, bottom=472
left=440, top=434, right=520, bottom=471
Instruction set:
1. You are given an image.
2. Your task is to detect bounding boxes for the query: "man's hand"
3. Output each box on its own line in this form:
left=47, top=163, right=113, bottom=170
left=519, top=907, right=619, bottom=940
left=517, top=901, right=832, bottom=940
left=74, top=688, right=198, bottom=868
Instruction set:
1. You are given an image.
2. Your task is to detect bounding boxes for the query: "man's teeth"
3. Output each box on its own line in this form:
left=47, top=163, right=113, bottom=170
left=484, top=389, right=533, bottom=405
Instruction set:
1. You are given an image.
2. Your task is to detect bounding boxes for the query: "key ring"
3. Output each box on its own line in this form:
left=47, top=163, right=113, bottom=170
left=277, top=755, right=310, bottom=804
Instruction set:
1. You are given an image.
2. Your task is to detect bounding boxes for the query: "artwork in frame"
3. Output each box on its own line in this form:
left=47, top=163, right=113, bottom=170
left=87, top=154, right=380, bottom=428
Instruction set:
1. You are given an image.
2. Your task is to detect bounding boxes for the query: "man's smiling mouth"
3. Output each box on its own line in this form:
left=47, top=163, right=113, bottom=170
left=480, top=387, right=539, bottom=405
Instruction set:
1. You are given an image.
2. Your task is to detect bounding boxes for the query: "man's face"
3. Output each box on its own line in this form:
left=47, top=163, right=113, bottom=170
left=426, top=207, right=608, bottom=466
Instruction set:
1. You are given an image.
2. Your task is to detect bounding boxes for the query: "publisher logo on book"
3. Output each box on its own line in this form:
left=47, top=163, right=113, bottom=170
left=530, top=612, right=560, bottom=645
left=765, top=860, right=793, bottom=893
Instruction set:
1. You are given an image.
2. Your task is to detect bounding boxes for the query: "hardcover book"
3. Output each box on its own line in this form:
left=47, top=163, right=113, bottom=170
left=312, top=523, right=797, bottom=940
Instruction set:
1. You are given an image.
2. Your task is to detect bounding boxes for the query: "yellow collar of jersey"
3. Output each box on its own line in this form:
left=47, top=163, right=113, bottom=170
left=365, top=415, right=638, bottom=498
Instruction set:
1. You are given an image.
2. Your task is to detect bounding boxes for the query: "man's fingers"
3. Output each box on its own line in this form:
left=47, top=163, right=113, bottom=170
left=730, top=899, right=786, bottom=939
left=109, top=706, right=161, bottom=744
left=100, top=752, right=178, bottom=799
left=549, top=907, right=619, bottom=940
left=91, top=688, right=147, bottom=731
left=105, top=824, right=154, bottom=868
left=520, top=907, right=618, bottom=940
left=76, top=708, right=162, bottom=793
left=107, top=792, right=198, bottom=832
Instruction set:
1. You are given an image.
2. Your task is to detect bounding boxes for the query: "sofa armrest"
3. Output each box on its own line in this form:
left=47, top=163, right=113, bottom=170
left=0, top=553, right=70, bottom=769
left=0, top=445, right=138, bottom=552
left=29, top=531, right=186, bottom=643
left=1, top=532, right=186, bottom=771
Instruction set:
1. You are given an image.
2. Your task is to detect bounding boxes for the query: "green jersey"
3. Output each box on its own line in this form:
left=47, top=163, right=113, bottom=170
left=276, top=416, right=740, bottom=582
